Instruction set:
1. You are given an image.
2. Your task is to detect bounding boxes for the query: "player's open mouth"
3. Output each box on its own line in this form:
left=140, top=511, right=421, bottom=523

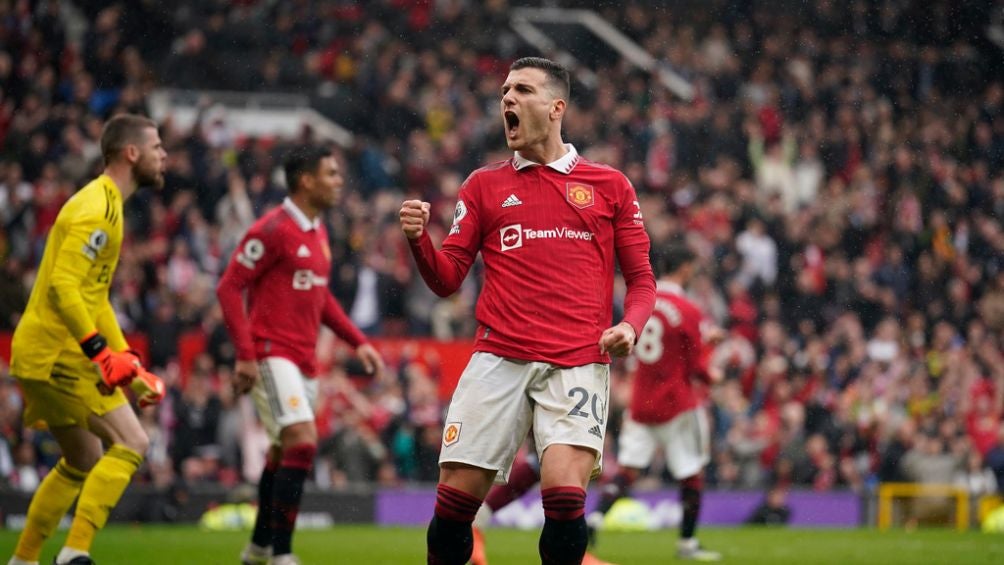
left=504, top=111, right=520, bottom=138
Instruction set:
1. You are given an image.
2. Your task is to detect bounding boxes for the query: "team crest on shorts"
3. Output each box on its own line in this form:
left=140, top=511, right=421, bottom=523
left=443, top=422, right=462, bottom=446
left=566, top=183, right=594, bottom=209
left=288, top=395, right=301, bottom=410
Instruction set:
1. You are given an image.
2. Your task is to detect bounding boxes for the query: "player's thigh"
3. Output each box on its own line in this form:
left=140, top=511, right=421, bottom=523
left=530, top=363, right=609, bottom=482
left=440, top=352, right=534, bottom=484
left=617, top=413, right=659, bottom=469
left=660, top=408, right=711, bottom=479
left=17, top=363, right=129, bottom=431
left=88, top=402, right=148, bottom=453
left=278, top=420, right=317, bottom=448
left=48, top=425, right=103, bottom=471
left=252, top=357, right=315, bottom=445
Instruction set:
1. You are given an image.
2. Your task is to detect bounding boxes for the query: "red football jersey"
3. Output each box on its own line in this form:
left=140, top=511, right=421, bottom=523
left=630, top=281, right=711, bottom=424
left=409, top=146, right=656, bottom=367
left=217, top=199, right=366, bottom=376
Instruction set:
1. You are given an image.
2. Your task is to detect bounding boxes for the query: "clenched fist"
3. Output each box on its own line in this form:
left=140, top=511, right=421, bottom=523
left=399, top=200, right=431, bottom=240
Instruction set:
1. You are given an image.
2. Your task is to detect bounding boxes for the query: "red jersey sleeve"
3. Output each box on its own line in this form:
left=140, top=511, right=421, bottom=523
left=613, top=177, right=656, bottom=337
left=216, top=223, right=280, bottom=361
left=321, top=292, right=367, bottom=347
left=407, top=174, right=483, bottom=296
left=687, top=311, right=712, bottom=383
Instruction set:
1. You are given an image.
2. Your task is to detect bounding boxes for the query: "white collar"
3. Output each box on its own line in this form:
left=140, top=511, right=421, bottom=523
left=282, top=197, right=321, bottom=232
left=512, top=144, right=579, bottom=174
left=657, top=280, right=685, bottom=295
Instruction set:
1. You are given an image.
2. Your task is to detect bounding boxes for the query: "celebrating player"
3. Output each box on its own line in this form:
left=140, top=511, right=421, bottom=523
left=216, top=146, right=385, bottom=565
left=399, top=56, right=656, bottom=565
left=7, top=114, right=168, bottom=565
left=588, top=244, right=723, bottom=561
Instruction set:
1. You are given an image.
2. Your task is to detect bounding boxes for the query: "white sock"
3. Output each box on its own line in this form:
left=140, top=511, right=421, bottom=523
left=472, top=503, right=493, bottom=530
left=55, top=547, right=89, bottom=564
left=247, top=542, right=269, bottom=551
left=8, top=557, right=40, bottom=565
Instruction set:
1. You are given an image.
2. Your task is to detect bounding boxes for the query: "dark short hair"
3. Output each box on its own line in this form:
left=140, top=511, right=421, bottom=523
left=510, top=57, right=570, bottom=100
left=100, top=114, right=157, bottom=164
left=651, top=243, right=696, bottom=278
left=283, top=145, right=332, bottom=193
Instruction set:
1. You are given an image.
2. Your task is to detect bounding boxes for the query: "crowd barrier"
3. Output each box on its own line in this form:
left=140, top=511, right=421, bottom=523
left=1, top=487, right=862, bottom=529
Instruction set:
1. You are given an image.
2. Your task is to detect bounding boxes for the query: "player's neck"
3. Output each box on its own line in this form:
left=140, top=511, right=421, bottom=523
left=518, top=135, right=567, bottom=166
left=661, top=275, right=686, bottom=289
left=289, top=194, right=320, bottom=222
left=102, top=166, right=137, bottom=199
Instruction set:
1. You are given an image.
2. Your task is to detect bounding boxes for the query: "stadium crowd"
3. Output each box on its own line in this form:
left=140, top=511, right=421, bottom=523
left=1, top=0, right=1004, bottom=505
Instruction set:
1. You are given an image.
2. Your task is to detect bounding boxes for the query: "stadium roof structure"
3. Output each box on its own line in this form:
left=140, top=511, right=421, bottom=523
left=509, top=7, right=695, bottom=101
left=148, top=89, right=355, bottom=148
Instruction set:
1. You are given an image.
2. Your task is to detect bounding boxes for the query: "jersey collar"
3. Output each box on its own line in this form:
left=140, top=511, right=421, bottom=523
left=512, top=144, right=579, bottom=174
left=282, top=197, right=321, bottom=232
left=657, top=280, right=685, bottom=295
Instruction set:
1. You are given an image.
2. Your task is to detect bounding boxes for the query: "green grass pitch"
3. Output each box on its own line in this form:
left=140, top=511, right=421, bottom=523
left=2, top=525, right=1002, bottom=564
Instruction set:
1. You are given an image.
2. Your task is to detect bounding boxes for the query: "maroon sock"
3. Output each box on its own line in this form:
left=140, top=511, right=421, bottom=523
left=680, top=474, right=704, bottom=540
left=251, top=457, right=280, bottom=548
left=484, top=458, right=541, bottom=511
left=427, top=484, right=482, bottom=565
left=271, top=443, right=316, bottom=556
left=597, top=470, right=635, bottom=515
left=539, top=486, right=587, bottom=565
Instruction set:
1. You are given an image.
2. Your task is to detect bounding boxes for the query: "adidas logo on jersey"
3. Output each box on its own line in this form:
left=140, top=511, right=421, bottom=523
left=501, top=194, right=523, bottom=208
left=587, top=425, right=602, bottom=439
left=297, top=244, right=311, bottom=257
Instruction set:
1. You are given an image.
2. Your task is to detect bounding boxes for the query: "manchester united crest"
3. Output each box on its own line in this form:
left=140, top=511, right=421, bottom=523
left=443, top=422, right=462, bottom=446
left=566, top=183, right=594, bottom=209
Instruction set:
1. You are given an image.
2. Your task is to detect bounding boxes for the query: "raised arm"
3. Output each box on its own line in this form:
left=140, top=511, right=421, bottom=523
left=400, top=176, right=483, bottom=296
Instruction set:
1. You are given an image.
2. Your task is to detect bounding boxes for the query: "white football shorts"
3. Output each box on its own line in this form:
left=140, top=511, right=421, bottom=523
left=617, top=407, right=710, bottom=479
left=440, top=352, right=610, bottom=484
left=252, top=356, right=319, bottom=444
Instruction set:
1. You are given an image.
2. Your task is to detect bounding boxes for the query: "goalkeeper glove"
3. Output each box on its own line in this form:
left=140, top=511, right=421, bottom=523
left=130, top=367, right=166, bottom=408
left=80, top=331, right=140, bottom=390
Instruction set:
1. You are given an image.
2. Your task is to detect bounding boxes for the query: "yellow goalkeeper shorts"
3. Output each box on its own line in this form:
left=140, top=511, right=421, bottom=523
left=16, top=360, right=129, bottom=430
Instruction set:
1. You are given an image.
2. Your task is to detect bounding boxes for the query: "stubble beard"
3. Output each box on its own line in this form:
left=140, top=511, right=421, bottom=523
left=134, top=159, right=164, bottom=189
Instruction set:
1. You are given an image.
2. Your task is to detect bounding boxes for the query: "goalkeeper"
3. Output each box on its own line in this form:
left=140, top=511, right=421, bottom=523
left=7, top=114, right=168, bottom=565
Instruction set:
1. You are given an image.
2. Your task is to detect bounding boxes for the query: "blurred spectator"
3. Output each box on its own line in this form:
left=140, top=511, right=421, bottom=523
left=745, top=486, right=791, bottom=526
left=900, top=434, right=966, bottom=526
left=169, top=368, right=223, bottom=482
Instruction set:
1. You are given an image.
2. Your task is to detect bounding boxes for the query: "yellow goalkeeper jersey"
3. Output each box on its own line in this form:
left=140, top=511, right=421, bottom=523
left=11, top=173, right=130, bottom=381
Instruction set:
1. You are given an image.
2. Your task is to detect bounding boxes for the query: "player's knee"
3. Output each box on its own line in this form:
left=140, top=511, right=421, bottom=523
left=439, top=463, right=495, bottom=500
left=64, top=450, right=101, bottom=473
left=120, top=429, right=150, bottom=456
left=279, top=421, right=317, bottom=448
left=267, top=444, right=283, bottom=466
left=539, top=444, right=596, bottom=490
